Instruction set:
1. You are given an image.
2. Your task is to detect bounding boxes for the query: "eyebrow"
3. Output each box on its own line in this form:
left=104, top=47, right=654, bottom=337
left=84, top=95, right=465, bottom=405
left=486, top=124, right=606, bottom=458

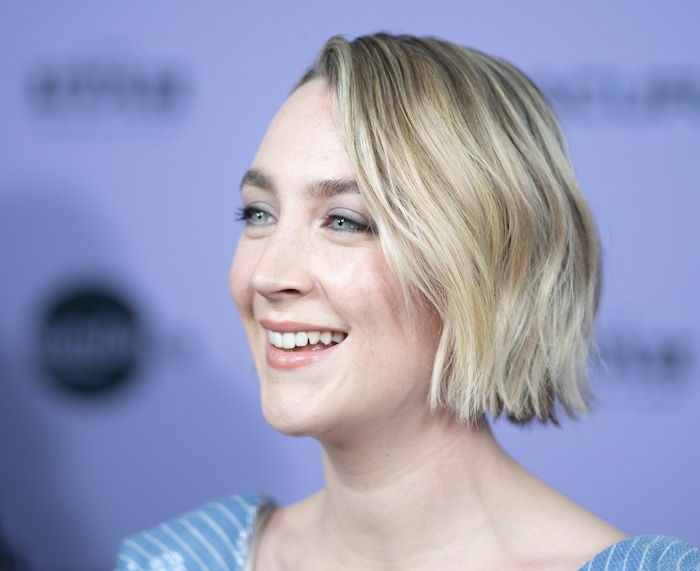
left=240, top=168, right=275, bottom=192
left=240, top=168, right=359, bottom=199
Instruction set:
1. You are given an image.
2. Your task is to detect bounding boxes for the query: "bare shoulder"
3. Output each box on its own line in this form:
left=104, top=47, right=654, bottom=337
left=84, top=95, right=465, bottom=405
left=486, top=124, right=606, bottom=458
left=490, top=460, right=627, bottom=571
left=252, top=493, right=322, bottom=571
left=515, top=479, right=627, bottom=570
left=555, top=516, right=627, bottom=571
left=497, top=517, right=625, bottom=571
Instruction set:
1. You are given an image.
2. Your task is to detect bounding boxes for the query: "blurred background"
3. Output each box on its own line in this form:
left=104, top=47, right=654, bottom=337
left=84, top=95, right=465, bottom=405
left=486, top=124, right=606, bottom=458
left=0, top=1, right=698, bottom=569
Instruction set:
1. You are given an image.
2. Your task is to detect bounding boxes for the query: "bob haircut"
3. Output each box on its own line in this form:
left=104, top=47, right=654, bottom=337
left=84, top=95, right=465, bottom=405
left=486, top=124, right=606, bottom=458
left=297, top=33, right=602, bottom=425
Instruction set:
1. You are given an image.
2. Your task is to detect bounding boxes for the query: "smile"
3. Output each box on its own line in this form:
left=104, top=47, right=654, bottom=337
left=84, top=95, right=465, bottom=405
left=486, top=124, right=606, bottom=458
left=267, top=329, right=347, bottom=350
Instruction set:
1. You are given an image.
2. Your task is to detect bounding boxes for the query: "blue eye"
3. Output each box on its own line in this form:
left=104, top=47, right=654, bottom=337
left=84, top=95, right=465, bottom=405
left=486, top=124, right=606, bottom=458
left=330, top=215, right=362, bottom=232
left=327, top=214, right=377, bottom=234
left=236, top=206, right=271, bottom=225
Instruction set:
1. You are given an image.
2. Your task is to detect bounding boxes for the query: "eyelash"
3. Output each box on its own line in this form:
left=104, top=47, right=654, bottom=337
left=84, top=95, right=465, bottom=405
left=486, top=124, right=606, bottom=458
left=325, top=214, right=376, bottom=234
left=236, top=207, right=376, bottom=235
left=236, top=206, right=272, bottom=225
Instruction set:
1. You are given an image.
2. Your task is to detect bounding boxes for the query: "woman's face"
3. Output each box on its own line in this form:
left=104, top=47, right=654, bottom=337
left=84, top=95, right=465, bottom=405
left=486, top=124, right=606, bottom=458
left=229, top=80, right=440, bottom=441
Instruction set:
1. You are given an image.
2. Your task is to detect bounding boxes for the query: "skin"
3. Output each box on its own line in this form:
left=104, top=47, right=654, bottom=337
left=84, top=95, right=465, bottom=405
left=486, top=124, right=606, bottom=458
left=230, top=80, right=626, bottom=571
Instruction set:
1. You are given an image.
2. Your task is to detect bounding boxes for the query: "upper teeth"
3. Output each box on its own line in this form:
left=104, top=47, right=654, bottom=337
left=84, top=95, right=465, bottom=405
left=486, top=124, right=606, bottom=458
left=268, top=330, right=346, bottom=349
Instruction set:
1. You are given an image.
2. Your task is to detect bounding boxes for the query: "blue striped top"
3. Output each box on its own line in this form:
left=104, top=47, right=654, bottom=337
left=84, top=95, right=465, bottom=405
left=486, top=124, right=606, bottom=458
left=580, top=535, right=700, bottom=570
left=115, top=494, right=700, bottom=570
left=115, top=494, right=272, bottom=571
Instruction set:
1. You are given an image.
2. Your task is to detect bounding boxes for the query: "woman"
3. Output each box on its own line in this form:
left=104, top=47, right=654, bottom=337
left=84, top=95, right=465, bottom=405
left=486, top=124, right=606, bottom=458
left=116, top=34, right=699, bottom=570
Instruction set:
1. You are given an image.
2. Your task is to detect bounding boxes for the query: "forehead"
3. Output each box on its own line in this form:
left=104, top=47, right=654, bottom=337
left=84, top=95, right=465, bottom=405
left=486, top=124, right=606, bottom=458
left=271, top=80, right=336, bottom=134
left=250, top=80, right=355, bottom=185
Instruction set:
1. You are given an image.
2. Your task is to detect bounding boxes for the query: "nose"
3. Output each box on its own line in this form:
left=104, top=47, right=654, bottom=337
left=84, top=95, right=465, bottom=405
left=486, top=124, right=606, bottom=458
left=248, top=224, right=313, bottom=301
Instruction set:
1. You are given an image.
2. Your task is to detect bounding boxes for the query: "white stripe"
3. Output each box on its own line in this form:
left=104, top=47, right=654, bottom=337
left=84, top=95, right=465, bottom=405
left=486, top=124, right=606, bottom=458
left=214, top=503, right=245, bottom=535
left=233, top=496, right=256, bottom=520
left=675, top=547, right=694, bottom=571
left=659, top=538, right=681, bottom=564
left=123, top=539, right=156, bottom=563
left=182, top=519, right=229, bottom=570
left=197, top=511, right=239, bottom=559
left=141, top=532, right=172, bottom=555
left=116, top=553, right=145, bottom=571
left=620, top=537, right=641, bottom=571
left=162, top=523, right=211, bottom=571
left=638, top=537, right=656, bottom=569
left=603, top=542, right=618, bottom=571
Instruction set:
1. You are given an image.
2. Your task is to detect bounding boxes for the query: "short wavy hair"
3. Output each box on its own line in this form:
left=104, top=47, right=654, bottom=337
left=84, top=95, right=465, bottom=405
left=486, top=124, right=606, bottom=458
left=297, top=33, right=602, bottom=425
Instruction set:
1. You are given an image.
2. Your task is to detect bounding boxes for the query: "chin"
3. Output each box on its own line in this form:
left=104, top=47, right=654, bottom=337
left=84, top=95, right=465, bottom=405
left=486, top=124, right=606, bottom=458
left=262, top=412, right=312, bottom=438
left=259, top=387, right=327, bottom=439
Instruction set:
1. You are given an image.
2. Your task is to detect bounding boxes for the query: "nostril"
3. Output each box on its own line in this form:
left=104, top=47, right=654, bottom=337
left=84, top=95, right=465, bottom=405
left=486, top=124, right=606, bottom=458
left=247, top=231, right=313, bottom=298
left=250, top=275, right=307, bottom=300
left=250, top=261, right=312, bottom=299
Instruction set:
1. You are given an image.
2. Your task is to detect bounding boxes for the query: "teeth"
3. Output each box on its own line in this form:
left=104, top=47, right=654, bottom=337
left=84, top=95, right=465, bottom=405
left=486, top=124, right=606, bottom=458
left=267, top=329, right=346, bottom=349
left=282, top=332, right=296, bottom=349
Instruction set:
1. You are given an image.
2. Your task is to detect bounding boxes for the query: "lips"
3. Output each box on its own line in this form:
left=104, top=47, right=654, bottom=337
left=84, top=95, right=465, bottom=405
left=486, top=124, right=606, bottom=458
left=267, top=329, right=347, bottom=350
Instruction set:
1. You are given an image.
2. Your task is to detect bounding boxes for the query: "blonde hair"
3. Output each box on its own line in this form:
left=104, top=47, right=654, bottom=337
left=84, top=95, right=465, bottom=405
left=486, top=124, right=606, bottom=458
left=298, top=34, right=602, bottom=424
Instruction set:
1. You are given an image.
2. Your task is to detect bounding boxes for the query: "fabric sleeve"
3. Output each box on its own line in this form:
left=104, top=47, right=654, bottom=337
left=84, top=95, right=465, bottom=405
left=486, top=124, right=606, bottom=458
left=114, top=493, right=272, bottom=571
left=579, top=535, right=700, bottom=571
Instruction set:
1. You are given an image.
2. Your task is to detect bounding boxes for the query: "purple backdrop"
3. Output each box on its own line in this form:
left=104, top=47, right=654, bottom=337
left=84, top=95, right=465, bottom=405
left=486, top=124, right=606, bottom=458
left=1, top=2, right=698, bottom=569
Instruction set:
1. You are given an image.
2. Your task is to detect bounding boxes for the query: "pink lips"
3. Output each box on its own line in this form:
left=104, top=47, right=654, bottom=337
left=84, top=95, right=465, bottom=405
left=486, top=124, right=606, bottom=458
left=259, top=319, right=337, bottom=332
left=265, top=341, right=341, bottom=369
left=260, top=319, right=345, bottom=369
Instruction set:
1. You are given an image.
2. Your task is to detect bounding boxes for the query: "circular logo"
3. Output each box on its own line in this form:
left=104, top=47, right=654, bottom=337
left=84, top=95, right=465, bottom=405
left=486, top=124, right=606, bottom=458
left=38, top=286, right=144, bottom=395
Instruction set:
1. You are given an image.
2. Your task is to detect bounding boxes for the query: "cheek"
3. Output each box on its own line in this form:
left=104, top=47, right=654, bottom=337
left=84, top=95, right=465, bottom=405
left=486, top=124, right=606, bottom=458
left=358, top=258, right=441, bottom=363
left=341, top=256, right=410, bottom=334
left=229, top=240, right=254, bottom=318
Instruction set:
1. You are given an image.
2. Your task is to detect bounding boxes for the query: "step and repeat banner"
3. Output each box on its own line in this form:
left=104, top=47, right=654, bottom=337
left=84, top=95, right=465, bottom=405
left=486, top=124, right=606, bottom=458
left=1, top=2, right=698, bottom=569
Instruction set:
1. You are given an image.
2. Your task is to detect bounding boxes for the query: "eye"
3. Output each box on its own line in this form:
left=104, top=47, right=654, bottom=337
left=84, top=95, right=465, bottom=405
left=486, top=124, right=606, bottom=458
left=326, top=212, right=376, bottom=234
left=236, top=206, right=272, bottom=225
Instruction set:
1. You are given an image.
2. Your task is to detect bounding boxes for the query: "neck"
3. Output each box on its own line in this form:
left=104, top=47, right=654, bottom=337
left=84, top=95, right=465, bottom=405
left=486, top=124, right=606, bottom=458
left=313, top=412, right=520, bottom=569
left=258, top=411, right=626, bottom=571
